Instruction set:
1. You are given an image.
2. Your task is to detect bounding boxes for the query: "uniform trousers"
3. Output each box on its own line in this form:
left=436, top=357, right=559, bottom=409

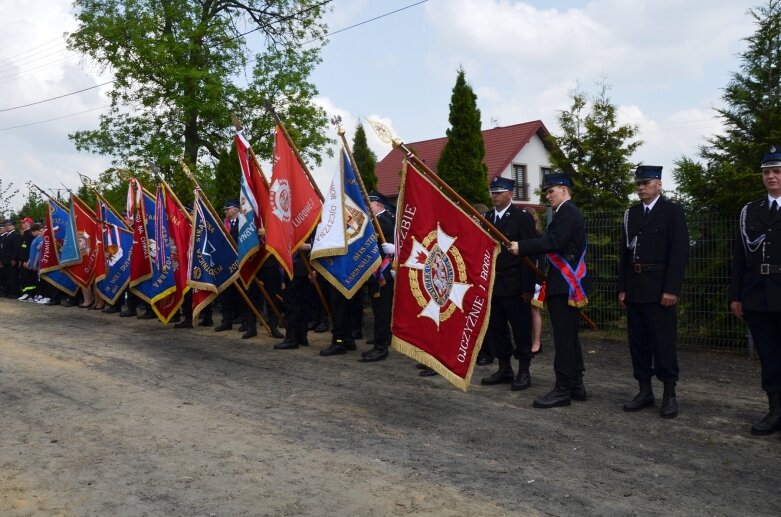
left=329, top=287, right=354, bottom=345
left=627, top=302, right=679, bottom=382
left=486, top=295, right=532, bottom=369
left=547, top=294, right=584, bottom=389
left=368, top=280, right=393, bottom=348
left=744, top=311, right=781, bottom=392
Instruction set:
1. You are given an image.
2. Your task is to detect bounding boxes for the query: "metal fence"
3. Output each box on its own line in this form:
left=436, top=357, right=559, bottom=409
left=560, top=208, right=748, bottom=351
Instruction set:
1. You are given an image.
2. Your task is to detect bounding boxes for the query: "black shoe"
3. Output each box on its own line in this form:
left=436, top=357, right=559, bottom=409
left=476, top=356, right=494, bottom=366
left=314, top=322, right=329, bottom=333
left=511, top=370, right=531, bottom=391
left=269, top=326, right=284, bottom=339
left=623, top=380, right=655, bottom=412
left=102, top=305, right=121, bottom=314
left=238, top=324, right=247, bottom=332
left=419, top=367, right=438, bottom=377
left=481, top=368, right=514, bottom=385
left=274, top=341, right=299, bottom=350
left=241, top=327, right=257, bottom=339
left=320, top=343, right=347, bottom=356
left=751, top=392, right=781, bottom=435
left=660, top=382, right=678, bottom=419
left=173, top=319, right=193, bottom=329
left=361, top=347, right=388, bottom=362
left=297, top=337, right=309, bottom=347
left=199, top=317, right=213, bottom=327
left=344, top=341, right=357, bottom=351
left=351, top=330, right=363, bottom=340
left=119, top=308, right=137, bottom=317
left=366, top=338, right=375, bottom=345
left=214, top=321, right=232, bottom=332
left=533, top=386, right=572, bottom=408
left=137, top=311, right=156, bottom=319
left=170, top=314, right=181, bottom=323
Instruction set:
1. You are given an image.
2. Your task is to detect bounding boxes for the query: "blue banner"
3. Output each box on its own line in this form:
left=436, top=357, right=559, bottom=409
left=95, top=199, right=134, bottom=305
left=40, top=199, right=78, bottom=296
left=310, top=149, right=381, bottom=298
left=58, top=200, right=81, bottom=266
left=130, top=188, right=176, bottom=309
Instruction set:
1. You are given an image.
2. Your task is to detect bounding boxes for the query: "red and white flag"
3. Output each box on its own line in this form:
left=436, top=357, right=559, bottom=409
left=263, top=124, right=322, bottom=278
left=391, top=161, right=499, bottom=391
left=62, top=195, right=100, bottom=289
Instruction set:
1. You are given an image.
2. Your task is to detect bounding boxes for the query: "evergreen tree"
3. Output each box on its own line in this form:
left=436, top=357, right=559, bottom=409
left=211, top=145, right=242, bottom=210
left=351, top=123, right=377, bottom=192
left=674, top=0, right=781, bottom=214
left=437, top=67, right=490, bottom=205
left=547, top=82, right=641, bottom=210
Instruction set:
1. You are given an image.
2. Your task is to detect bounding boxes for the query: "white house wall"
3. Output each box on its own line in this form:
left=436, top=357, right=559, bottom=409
left=497, top=133, right=551, bottom=203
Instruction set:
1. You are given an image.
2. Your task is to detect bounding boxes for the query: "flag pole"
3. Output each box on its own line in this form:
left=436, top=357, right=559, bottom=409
left=365, top=119, right=596, bottom=330
left=332, top=117, right=387, bottom=245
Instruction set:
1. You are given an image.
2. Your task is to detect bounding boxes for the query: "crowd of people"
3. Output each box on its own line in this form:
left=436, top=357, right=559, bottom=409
left=3, top=155, right=781, bottom=439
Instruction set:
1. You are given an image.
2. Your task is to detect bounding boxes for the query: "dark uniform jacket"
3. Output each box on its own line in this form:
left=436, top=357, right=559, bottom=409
left=0, top=230, right=21, bottom=265
left=520, top=200, right=591, bottom=297
left=729, top=198, right=781, bottom=312
left=617, top=196, right=689, bottom=303
left=370, top=209, right=395, bottom=285
left=486, top=204, right=539, bottom=297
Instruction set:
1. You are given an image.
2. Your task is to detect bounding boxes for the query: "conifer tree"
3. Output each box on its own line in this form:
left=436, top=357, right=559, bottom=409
left=437, top=68, right=489, bottom=205
left=352, top=123, right=378, bottom=192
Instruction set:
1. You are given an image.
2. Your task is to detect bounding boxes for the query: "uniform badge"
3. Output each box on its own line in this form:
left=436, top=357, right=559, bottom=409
left=269, top=178, right=291, bottom=222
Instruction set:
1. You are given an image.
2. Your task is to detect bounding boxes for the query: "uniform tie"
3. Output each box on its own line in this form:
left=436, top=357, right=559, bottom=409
left=644, top=206, right=650, bottom=217
left=771, top=200, right=779, bottom=218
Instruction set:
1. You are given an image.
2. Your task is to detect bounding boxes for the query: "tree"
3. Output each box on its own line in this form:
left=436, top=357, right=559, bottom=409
left=351, top=122, right=377, bottom=192
left=67, top=0, right=332, bottom=194
left=211, top=144, right=242, bottom=209
left=437, top=67, right=489, bottom=205
left=0, top=179, right=20, bottom=219
left=16, top=185, right=47, bottom=222
left=674, top=0, right=781, bottom=214
left=547, top=82, right=641, bottom=210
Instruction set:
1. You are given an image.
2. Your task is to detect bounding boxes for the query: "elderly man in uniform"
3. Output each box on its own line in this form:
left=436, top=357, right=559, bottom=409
left=618, top=165, right=689, bottom=419
left=510, top=172, right=590, bottom=408
left=730, top=146, right=781, bottom=436
left=480, top=176, right=539, bottom=390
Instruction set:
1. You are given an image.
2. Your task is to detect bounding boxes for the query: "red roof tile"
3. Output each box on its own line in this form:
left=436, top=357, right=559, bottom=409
left=376, top=120, right=550, bottom=197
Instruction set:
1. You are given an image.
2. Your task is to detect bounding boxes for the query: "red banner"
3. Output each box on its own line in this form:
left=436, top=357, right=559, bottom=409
left=63, top=196, right=100, bottom=289
left=391, top=161, right=499, bottom=391
left=263, top=124, right=322, bottom=278
left=235, top=133, right=270, bottom=287
left=151, top=183, right=192, bottom=323
left=128, top=179, right=153, bottom=286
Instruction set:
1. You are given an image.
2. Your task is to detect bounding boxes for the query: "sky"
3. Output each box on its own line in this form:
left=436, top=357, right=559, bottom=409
left=0, top=0, right=761, bottom=214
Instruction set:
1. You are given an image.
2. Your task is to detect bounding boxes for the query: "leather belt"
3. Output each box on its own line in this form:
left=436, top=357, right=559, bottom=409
left=632, top=263, right=666, bottom=273
left=747, top=264, right=781, bottom=275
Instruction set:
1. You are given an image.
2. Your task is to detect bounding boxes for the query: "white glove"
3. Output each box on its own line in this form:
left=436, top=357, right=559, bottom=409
left=390, top=269, right=396, bottom=280
left=381, top=242, right=396, bottom=255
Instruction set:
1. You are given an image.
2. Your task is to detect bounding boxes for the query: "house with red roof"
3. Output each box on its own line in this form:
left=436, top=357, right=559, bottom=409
left=375, top=120, right=555, bottom=206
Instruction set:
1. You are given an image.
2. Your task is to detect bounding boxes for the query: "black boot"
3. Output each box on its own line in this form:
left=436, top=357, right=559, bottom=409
left=623, top=379, right=655, bottom=412
left=274, top=328, right=299, bottom=350
left=214, top=315, right=233, bottom=332
left=269, top=325, right=284, bottom=339
left=119, top=307, right=137, bottom=317
left=660, top=381, right=678, bottom=419
left=570, top=371, right=588, bottom=401
left=511, top=367, right=531, bottom=391
left=241, top=316, right=257, bottom=339
left=533, top=385, right=571, bottom=408
left=173, top=318, right=193, bottom=329
left=751, top=391, right=781, bottom=435
left=199, top=314, right=213, bottom=327
left=320, top=340, right=348, bottom=356
left=361, top=346, right=388, bottom=363
left=481, top=358, right=514, bottom=385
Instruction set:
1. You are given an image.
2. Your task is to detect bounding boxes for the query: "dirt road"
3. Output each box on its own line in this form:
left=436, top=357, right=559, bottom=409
left=1, top=297, right=779, bottom=516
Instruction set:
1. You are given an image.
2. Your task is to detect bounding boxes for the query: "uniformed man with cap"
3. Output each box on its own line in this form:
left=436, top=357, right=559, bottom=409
left=360, top=190, right=396, bottom=362
left=509, top=172, right=590, bottom=408
left=618, top=165, right=689, bottom=419
left=480, top=176, right=539, bottom=390
left=730, top=146, right=781, bottom=436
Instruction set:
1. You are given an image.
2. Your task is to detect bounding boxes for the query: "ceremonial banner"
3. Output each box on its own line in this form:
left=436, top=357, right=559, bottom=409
left=62, top=196, right=100, bottom=289
left=128, top=179, right=153, bottom=286
left=311, top=148, right=380, bottom=298
left=263, top=124, right=322, bottom=278
left=235, top=131, right=269, bottom=288
left=57, top=199, right=81, bottom=267
left=130, top=185, right=177, bottom=322
left=148, top=183, right=191, bottom=323
left=95, top=196, right=134, bottom=305
left=39, top=198, right=78, bottom=296
left=187, top=189, right=239, bottom=321
left=391, top=161, right=499, bottom=391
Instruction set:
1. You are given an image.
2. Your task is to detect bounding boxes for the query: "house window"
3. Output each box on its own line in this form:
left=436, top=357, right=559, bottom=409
left=512, top=164, right=528, bottom=201
left=540, top=166, right=552, bottom=185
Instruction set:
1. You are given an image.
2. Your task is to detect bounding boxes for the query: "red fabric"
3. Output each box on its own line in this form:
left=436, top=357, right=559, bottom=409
left=263, top=124, right=322, bottom=278
left=392, top=161, right=498, bottom=390
left=63, top=196, right=100, bottom=289
left=39, top=204, right=62, bottom=273
left=152, top=184, right=192, bottom=321
left=93, top=199, right=107, bottom=283
left=129, top=180, right=153, bottom=285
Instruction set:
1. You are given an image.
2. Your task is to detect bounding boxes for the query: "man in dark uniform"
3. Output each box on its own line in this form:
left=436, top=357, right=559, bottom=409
left=275, top=246, right=314, bottom=350
left=215, top=199, right=256, bottom=339
left=361, top=191, right=396, bottom=363
left=730, top=146, right=781, bottom=436
left=0, top=219, right=22, bottom=298
left=511, top=172, right=590, bottom=408
left=480, top=177, right=539, bottom=390
left=617, top=165, right=689, bottom=419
